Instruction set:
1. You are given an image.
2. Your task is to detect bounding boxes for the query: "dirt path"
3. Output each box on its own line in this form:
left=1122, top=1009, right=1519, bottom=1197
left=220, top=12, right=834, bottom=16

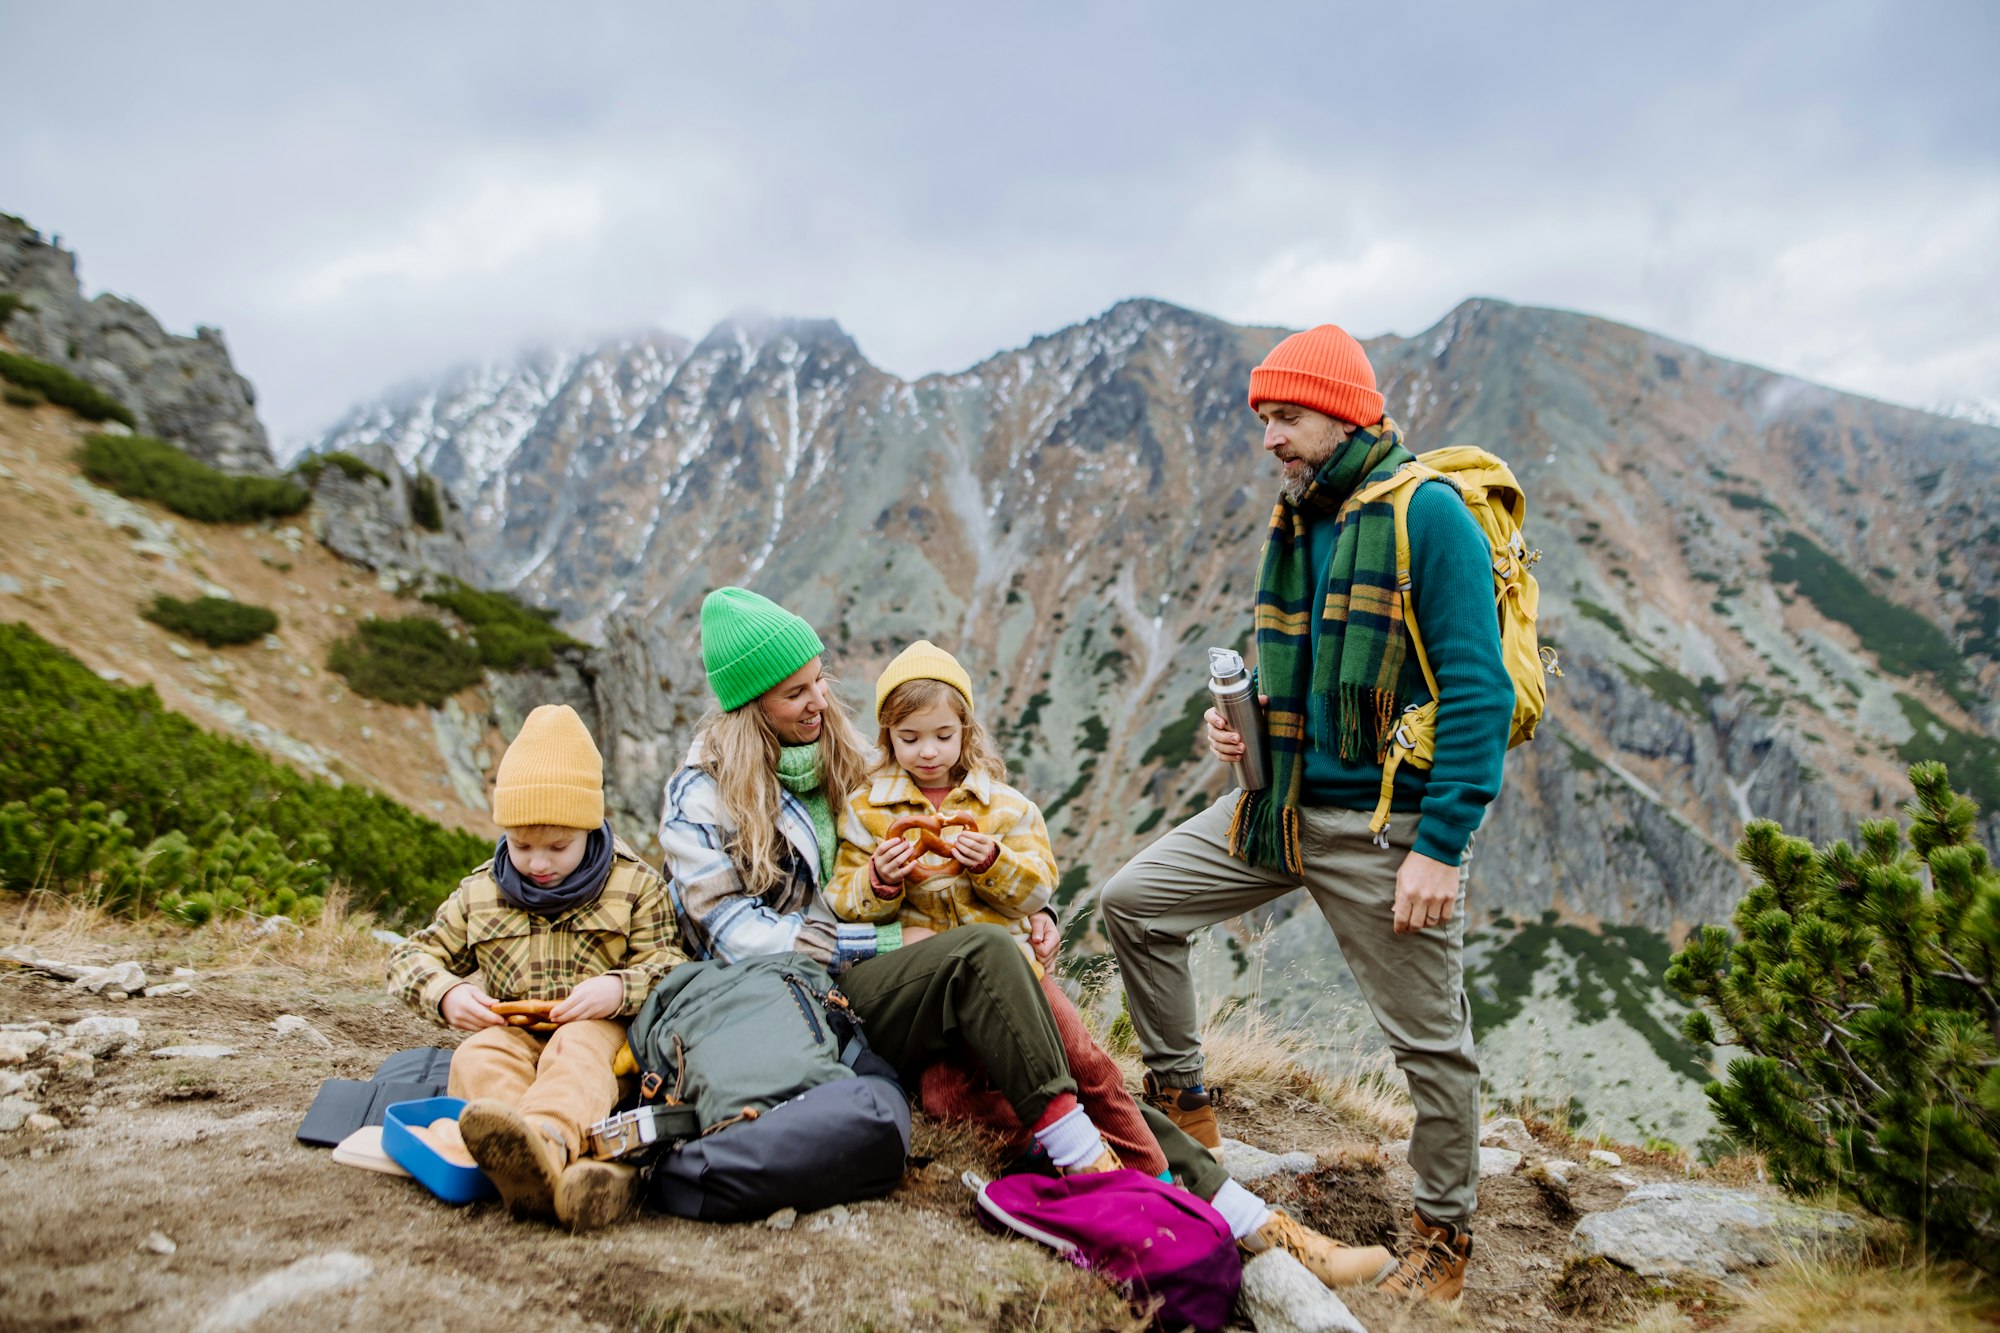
left=1, top=920, right=1700, bottom=1333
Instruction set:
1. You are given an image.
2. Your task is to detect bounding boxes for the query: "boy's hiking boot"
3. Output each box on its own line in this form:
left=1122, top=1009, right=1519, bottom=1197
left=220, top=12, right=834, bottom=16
left=460, top=1100, right=566, bottom=1222
left=1142, top=1073, right=1223, bottom=1158
left=555, top=1159, right=640, bottom=1232
left=1062, top=1146, right=1124, bottom=1176
left=1240, top=1210, right=1397, bottom=1289
left=1380, top=1207, right=1473, bottom=1301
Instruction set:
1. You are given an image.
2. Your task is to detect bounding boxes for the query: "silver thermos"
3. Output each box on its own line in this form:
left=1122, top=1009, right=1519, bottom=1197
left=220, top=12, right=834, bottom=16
left=1207, top=647, right=1270, bottom=792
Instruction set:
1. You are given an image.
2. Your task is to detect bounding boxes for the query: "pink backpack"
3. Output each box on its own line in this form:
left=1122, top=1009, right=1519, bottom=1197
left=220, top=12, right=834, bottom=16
left=968, top=1170, right=1241, bottom=1331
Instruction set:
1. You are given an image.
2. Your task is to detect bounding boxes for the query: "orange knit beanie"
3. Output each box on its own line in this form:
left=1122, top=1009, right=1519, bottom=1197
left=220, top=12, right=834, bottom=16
left=1246, top=324, right=1385, bottom=427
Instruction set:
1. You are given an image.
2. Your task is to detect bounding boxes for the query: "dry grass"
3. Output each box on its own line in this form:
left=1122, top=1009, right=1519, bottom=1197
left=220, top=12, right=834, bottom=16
left=1718, top=1250, right=1996, bottom=1333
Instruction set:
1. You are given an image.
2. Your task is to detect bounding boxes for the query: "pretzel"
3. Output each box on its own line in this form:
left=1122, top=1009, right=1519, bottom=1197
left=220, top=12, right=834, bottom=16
left=490, top=998, right=560, bottom=1032
left=884, top=813, right=980, bottom=883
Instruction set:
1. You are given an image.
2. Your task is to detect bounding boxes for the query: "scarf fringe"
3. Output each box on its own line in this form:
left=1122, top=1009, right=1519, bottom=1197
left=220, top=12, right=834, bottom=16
left=1227, top=789, right=1304, bottom=876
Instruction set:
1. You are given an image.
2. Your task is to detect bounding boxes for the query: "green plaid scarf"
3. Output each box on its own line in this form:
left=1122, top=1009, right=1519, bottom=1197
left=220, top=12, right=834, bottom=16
left=1229, top=417, right=1414, bottom=872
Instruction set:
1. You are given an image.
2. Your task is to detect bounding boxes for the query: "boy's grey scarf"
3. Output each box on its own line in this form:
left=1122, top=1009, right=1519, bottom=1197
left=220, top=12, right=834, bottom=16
left=492, top=820, right=615, bottom=915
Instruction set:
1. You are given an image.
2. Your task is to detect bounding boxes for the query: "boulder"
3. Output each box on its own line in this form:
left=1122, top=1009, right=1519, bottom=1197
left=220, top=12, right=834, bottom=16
left=272, top=1016, right=333, bottom=1050
left=1237, top=1250, right=1367, bottom=1333
left=1479, top=1147, right=1524, bottom=1178
left=1479, top=1117, right=1538, bottom=1155
left=1587, top=1149, right=1623, bottom=1169
left=75, top=961, right=148, bottom=995
left=0, top=1031, right=48, bottom=1064
left=1220, top=1137, right=1319, bottom=1185
left=0, top=1098, right=40, bottom=1132
left=1569, top=1182, right=1861, bottom=1281
left=68, top=1016, right=142, bottom=1058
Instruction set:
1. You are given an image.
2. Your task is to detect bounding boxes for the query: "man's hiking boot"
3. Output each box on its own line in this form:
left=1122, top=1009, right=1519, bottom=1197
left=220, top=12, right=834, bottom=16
left=555, top=1159, right=640, bottom=1232
left=1240, top=1210, right=1397, bottom=1289
left=1142, top=1072, right=1223, bottom=1158
left=1379, top=1207, right=1473, bottom=1301
left=460, top=1099, right=566, bottom=1222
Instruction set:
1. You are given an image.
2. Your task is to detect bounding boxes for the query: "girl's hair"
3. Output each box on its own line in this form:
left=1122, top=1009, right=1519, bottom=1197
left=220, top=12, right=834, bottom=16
left=692, top=675, right=871, bottom=896
left=874, top=678, right=1008, bottom=787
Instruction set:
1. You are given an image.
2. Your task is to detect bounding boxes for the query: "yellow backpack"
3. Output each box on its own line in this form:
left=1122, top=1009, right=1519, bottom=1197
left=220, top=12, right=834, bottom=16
left=1348, top=446, right=1562, bottom=843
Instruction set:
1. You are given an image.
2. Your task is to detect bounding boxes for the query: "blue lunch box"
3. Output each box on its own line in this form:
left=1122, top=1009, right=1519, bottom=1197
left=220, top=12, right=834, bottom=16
left=381, top=1097, right=497, bottom=1205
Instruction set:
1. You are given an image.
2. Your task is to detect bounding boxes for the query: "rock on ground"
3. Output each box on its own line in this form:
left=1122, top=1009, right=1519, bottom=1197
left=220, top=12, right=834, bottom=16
left=192, top=1249, right=374, bottom=1332
left=1588, top=1149, right=1623, bottom=1169
left=1381, top=1140, right=1521, bottom=1179
left=151, top=1045, right=238, bottom=1060
left=1569, top=1182, right=1861, bottom=1282
left=0, top=1031, right=48, bottom=1063
left=1238, top=1250, right=1367, bottom=1333
left=1220, top=1137, right=1319, bottom=1185
left=271, top=1015, right=333, bottom=1050
left=1480, top=1117, right=1538, bottom=1155
left=67, top=1015, right=141, bottom=1057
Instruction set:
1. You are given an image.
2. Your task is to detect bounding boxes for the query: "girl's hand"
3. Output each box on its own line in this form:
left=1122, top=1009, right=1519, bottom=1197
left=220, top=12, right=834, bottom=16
left=1028, top=912, right=1060, bottom=965
left=901, top=925, right=936, bottom=947
left=549, top=974, right=625, bottom=1023
left=872, top=836, right=920, bottom=885
left=441, top=983, right=506, bottom=1032
left=950, top=831, right=998, bottom=870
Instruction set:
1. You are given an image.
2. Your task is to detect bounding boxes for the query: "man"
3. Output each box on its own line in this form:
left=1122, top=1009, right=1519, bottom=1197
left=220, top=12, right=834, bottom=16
left=1099, top=324, right=1514, bottom=1301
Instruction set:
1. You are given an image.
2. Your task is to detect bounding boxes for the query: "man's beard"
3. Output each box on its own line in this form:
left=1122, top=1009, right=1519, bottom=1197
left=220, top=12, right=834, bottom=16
left=1279, top=462, right=1316, bottom=506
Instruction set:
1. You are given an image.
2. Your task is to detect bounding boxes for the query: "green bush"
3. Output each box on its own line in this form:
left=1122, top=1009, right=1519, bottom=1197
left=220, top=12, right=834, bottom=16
left=327, top=616, right=484, bottom=706
left=409, top=471, right=443, bottom=531
left=142, top=594, right=278, bottom=647
left=0, top=351, right=134, bottom=427
left=421, top=579, right=579, bottom=671
left=295, top=450, right=389, bottom=487
left=3, top=385, right=43, bottom=408
left=1769, top=531, right=1975, bottom=708
left=0, top=292, right=31, bottom=330
left=80, top=433, right=310, bottom=523
left=0, top=624, right=487, bottom=922
left=1668, top=763, right=2000, bottom=1271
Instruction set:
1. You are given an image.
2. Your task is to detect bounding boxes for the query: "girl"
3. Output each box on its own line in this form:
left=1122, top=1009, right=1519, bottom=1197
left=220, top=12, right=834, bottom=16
left=829, top=639, right=1167, bottom=1176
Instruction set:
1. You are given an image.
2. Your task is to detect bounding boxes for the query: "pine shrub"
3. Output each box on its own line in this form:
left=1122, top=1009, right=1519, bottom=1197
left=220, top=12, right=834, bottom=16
left=295, top=450, right=389, bottom=487
left=142, top=594, right=278, bottom=647
left=1667, top=762, right=2000, bottom=1270
left=421, top=578, right=578, bottom=671
left=0, top=624, right=486, bottom=923
left=409, top=470, right=443, bottom=531
left=80, top=433, right=310, bottom=523
left=327, top=616, right=484, bottom=706
left=0, top=351, right=135, bottom=426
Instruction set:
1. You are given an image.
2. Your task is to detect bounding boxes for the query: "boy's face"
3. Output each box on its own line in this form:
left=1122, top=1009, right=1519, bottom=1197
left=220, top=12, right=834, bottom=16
left=504, top=825, right=590, bottom=886
left=889, top=700, right=963, bottom=788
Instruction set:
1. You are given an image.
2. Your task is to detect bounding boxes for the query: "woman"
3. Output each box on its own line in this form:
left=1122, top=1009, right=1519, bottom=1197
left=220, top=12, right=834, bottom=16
left=653, top=587, right=1393, bottom=1288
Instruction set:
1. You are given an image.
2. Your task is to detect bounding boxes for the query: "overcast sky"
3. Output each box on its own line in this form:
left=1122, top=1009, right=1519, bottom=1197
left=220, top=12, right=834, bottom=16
left=4, top=1, right=1995, bottom=446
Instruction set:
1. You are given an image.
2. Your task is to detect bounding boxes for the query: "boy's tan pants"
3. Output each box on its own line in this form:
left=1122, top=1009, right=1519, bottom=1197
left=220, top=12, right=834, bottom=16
left=447, top=1018, right=630, bottom=1162
left=1099, top=796, right=1481, bottom=1225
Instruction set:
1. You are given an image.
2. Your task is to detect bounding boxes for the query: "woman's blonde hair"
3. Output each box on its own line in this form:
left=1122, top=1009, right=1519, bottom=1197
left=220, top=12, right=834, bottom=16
left=874, top=678, right=1008, bottom=788
left=693, top=674, right=871, bottom=896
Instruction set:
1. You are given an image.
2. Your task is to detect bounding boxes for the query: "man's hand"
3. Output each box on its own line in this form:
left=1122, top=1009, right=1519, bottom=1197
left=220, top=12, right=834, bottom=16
left=1028, top=911, right=1060, bottom=966
left=440, top=982, right=505, bottom=1032
left=1206, top=694, right=1269, bottom=766
left=1392, top=851, right=1460, bottom=934
left=872, top=836, right=920, bottom=886
left=549, top=974, right=624, bottom=1023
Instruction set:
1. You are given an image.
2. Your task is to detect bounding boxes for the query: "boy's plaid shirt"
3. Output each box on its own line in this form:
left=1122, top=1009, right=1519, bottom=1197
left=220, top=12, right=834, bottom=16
left=388, top=838, right=684, bottom=1023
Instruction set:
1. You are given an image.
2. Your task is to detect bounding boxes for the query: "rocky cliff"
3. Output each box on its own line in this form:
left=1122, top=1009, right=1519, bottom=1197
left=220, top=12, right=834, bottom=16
left=0, top=215, right=272, bottom=474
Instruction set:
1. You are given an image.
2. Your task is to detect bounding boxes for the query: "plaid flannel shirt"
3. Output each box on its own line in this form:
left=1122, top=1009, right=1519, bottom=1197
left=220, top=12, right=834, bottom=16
left=387, top=837, right=684, bottom=1024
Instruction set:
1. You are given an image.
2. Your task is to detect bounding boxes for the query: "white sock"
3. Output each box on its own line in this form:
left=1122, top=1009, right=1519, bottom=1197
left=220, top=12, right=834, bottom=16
left=1032, top=1105, right=1109, bottom=1169
left=1210, top=1179, right=1274, bottom=1241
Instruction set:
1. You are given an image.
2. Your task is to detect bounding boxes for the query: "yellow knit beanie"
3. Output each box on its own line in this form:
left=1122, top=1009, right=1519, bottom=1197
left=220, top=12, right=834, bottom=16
left=876, top=640, right=976, bottom=717
left=492, top=704, right=604, bottom=829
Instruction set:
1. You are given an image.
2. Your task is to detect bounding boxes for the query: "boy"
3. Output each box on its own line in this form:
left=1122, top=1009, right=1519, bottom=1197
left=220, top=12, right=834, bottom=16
left=388, top=703, right=683, bottom=1230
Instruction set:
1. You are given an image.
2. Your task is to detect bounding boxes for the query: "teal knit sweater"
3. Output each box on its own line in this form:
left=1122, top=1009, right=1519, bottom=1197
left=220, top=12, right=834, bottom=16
left=1300, top=480, right=1513, bottom=864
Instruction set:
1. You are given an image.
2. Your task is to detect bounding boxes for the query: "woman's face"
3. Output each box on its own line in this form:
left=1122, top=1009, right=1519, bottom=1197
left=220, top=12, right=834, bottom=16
left=757, top=656, right=830, bottom=745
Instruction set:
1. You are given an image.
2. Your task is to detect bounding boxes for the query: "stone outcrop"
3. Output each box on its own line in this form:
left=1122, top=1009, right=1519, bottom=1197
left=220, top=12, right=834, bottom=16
left=301, top=440, right=480, bottom=585
left=0, top=214, right=272, bottom=473
left=1568, top=1182, right=1860, bottom=1281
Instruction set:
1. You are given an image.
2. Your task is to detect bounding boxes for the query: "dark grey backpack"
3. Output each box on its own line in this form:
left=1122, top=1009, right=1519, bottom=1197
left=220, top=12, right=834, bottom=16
left=626, top=953, right=911, bottom=1221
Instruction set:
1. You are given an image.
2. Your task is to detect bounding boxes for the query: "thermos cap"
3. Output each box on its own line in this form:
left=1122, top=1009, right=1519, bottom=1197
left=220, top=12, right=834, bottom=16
left=1208, top=647, right=1248, bottom=683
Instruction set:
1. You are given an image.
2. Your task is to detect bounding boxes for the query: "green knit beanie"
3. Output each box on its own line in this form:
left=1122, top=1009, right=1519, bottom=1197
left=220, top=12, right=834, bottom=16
left=699, top=587, right=827, bottom=712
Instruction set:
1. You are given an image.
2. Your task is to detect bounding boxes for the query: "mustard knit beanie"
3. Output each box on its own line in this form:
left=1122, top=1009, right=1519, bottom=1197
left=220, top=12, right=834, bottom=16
left=492, top=704, right=604, bottom=829
left=700, top=586, right=827, bottom=712
left=876, top=640, right=976, bottom=717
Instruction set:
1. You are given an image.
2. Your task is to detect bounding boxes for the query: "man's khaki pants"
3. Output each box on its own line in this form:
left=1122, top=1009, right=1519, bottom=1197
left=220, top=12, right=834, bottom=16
left=448, top=1018, right=630, bottom=1163
left=1100, top=796, right=1481, bottom=1224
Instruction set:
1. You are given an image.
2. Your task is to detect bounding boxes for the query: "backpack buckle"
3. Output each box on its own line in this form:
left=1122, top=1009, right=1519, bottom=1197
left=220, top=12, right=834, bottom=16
left=640, top=1071, right=664, bottom=1102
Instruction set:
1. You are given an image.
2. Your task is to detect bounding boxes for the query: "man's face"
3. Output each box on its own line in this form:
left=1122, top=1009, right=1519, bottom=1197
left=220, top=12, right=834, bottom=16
left=1256, top=401, right=1355, bottom=504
